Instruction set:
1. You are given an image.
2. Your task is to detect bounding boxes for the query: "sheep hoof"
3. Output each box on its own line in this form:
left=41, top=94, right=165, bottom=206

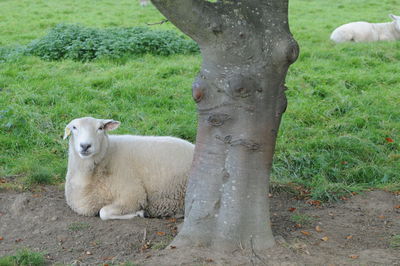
left=134, top=210, right=145, bottom=218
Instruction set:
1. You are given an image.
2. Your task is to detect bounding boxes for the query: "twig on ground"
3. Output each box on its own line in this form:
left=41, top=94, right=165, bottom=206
left=146, top=19, right=169, bottom=26
left=142, top=228, right=147, bottom=243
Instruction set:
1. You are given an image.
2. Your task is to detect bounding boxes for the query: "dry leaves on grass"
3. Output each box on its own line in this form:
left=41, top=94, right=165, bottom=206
left=288, top=207, right=297, bottom=212
left=346, top=235, right=353, bottom=240
left=349, top=254, right=359, bottom=259
left=315, top=225, right=322, bottom=232
left=321, top=236, right=329, bottom=241
left=306, top=200, right=321, bottom=206
left=156, top=231, right=166, bottom=236
left=301, top=231, right=311, bottom=236
left=385, top=137, right=394, bottom=143
left=0, top=236, right=3, bottom=240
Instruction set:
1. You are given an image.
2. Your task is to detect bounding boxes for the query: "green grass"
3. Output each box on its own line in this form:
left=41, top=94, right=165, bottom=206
left=0, top=0, right=399, bottom=199
left=67, top=222, right=91, bottom=232
left=290, top=213, right=313, bottom=225
left=0, top=249, right=45, bottom=266
left=390, top=235, right=400, bottom=249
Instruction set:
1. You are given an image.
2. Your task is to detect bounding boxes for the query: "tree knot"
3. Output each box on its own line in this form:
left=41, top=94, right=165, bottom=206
left=233, top=87, right=251, bottom=98
left=192, top=81, right=204, bottom=103
left=215, top=135, right=261, bottom=151
left=210, top=22, right=222, bottom=34
left=287, top=40, right=299, bottom=65
left=207, top=113, right=231, bottom=127
left=231, top=139, right=261, bottom=151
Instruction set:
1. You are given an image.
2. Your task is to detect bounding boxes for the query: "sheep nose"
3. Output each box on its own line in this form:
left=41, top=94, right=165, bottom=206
left=80, top=143, right=92, bottom=152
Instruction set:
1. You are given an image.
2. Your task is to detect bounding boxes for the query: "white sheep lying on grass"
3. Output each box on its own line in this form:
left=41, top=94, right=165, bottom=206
left=330, top=14, right=400, bottom=43
left=63, top=117, right=194, bottom=220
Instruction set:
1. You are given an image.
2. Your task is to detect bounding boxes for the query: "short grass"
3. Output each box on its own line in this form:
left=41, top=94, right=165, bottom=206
left=0, top=249, right=45, bottom=266
left=290, top=213, right=313, bottom=225
left=67, top=222, right=91, bottom=232
left=390, top=235, right=400, bottom=248
left=0, top=0, right=399, bottom=199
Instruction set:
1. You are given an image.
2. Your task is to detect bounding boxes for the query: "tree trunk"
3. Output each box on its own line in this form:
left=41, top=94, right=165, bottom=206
left=151, top=0, right=298, bottom=252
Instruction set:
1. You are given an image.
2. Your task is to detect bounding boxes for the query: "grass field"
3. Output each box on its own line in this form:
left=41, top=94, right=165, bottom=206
left=0, top=0, right=399, bottom=199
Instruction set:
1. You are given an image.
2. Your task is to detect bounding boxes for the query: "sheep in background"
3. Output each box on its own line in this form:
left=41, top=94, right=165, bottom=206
left=63, top=117, right=194, bottom=220
left=140, top=0, right=150, bottom=6
left=330, top=14, right=400, bottom=43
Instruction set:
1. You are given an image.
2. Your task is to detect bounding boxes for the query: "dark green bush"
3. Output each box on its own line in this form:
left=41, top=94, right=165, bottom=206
left=26, top=24, right=199, bottom=61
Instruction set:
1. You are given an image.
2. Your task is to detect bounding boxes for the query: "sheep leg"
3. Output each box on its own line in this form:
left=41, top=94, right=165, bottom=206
left=99, top=205, right=145, bottom=220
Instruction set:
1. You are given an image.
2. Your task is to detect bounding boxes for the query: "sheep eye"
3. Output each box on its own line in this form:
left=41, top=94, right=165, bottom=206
left=98, top=126, right=104, bottom=130
left=72, top=126, right=77, bottom=130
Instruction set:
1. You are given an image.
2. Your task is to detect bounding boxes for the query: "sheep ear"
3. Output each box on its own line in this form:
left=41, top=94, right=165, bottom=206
left=63, top=126, right=71, bottom=140
left=389, top=14, right=399, bottom=21
left=103, top=120, right=120, bottom=131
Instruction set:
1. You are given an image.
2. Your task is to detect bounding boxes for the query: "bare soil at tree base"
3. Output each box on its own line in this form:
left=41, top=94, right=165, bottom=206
left=0, top=187, right=399, bottom=265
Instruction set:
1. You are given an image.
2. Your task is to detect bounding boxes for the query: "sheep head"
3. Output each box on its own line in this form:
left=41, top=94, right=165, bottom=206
left=64, top=117, right=120, bottom=159
left=389, top=14, right=400, bottom=32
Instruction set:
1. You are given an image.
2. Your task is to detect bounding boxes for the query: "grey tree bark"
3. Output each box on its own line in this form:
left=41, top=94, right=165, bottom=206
left=151, top=0, right=298, bottom=252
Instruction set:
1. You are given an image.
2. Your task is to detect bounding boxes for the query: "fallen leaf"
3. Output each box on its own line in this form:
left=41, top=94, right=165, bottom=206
left=32, top=194, right=42, bottom=198
left=102, top=256, right=114, bottom=261
left=301, top=231, right=311, bottom=236
left=288, top=207, right=297, bottom=212
left=346, top=235, right=353, bottom=240
left=167, top=218, right=177, bottom=223
left=385, top=137, right=394, bottom=143
left=351, top=192, right=358, bottom=196
left=103, top=264, right=109, bottom=266
left=395, top=205, right=400, bottom=209
left=315, top=225, right=322, bottom=232
left=378, top=215, right=385, bottom=219
left=15, top=238, right=23, bottom=243
left=340, top=196, right=348, bottom=201
left=341, top=161, right=348, bottom=165
left=348, top=254, right=359, bottom=259
left=145, top=254, right=152, bottom=259
left=268, top=193, right=273, bottom=198
left=0, top=236, right=3, bottom=240
left=307, top=200, right=321, bottom=206
left=170, top=245, right=176, bottom=249
left=140, top=243, right=151, bottom=251
left=295, top=224, right=302, bottom=228
left=205, top=258, right=214, bottom=263
left=85, top=251, right=92, bottom=255
left=156, top=231, right=166, bottom=236
left=321, top=236, right=329, bottom=241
